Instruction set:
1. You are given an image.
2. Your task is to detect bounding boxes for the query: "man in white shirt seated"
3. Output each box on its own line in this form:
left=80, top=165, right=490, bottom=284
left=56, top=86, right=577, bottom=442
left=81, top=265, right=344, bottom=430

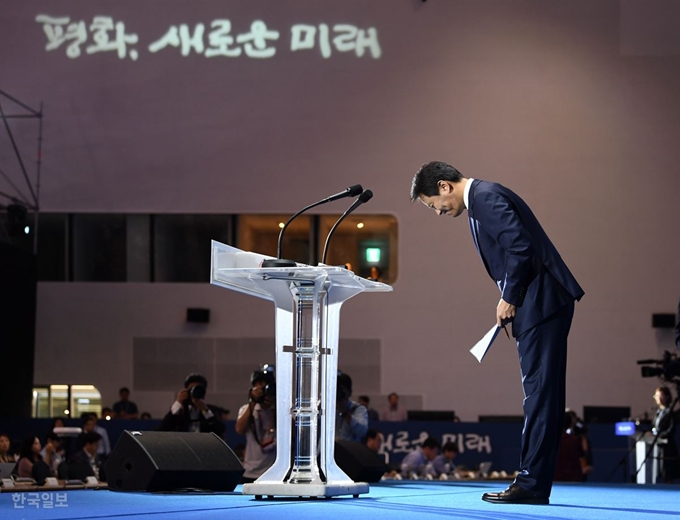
left=380, top=392, right=408, bottom=422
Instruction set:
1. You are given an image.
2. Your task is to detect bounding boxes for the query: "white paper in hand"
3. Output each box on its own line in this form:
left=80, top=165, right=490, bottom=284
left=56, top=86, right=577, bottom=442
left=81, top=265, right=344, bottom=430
left=470, top=325, right=501, bottom=363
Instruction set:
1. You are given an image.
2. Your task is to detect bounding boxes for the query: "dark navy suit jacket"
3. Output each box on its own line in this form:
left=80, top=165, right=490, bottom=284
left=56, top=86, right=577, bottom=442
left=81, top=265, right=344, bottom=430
left=467, top=179, right=584, bottom=337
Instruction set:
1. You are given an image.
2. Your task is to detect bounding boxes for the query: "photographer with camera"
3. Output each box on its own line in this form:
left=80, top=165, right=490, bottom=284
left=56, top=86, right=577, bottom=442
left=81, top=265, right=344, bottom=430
left=335, top=372, right=368, bottom=443
left=158, top=373, right=225, bottom=436
left=235, top=366, right=277, bottom=483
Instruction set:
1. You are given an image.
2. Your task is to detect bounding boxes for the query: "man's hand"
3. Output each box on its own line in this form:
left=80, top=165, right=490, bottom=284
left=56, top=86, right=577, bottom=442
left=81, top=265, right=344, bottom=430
left=249, top=386, right=264, bottom=403
left=176, top=389, right=189, bottom=403
left=496, top=299, right=516, bottom=328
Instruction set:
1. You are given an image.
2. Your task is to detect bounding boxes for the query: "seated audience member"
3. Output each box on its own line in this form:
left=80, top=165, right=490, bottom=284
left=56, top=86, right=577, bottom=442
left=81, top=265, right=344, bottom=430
left=400, top=437, right=440, bottom=479
left=140, top=412, right=152, bottom=420
left=16, top=435, right=40, bottom=477
left=112, top=387, right=139, bottom=419
left=16, top=435, right=43, bottom=479
left=101, top=407, right=114, bottom=421
left=158, top=373, right=225, bottom=436
left=40, top=432, right=65, bottom=477
left=78, top=414, right=111, bottom=461
left=358, top=395, right=380, bottom=422
left=554, top=409, right=592, bottom=482
left=68, top=431, right=105, bottom=482
left=335, top=373, right=368, bottom=443
left=380, top=392, right=408, bottom=422
left=0, top=433, right=16, bottom=463
left=365, top=429, right=383, bottom=453
left=430, top=441, right=460, bottom=478
left=236, top=367, right=277, bottom=483
left=50, top=417, right=75, bottom=458
left=365, top=428, right=399, bottom=480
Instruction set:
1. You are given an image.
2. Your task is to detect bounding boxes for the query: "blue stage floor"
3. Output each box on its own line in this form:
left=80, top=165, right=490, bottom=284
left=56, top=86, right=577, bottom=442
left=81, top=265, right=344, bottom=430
left=3, top=481, right=679, bottom=520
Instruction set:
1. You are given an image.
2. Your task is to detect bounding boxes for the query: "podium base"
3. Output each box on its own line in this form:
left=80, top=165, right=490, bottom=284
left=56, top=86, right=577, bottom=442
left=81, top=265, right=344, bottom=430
left=242, top=481, right=369, bottom=499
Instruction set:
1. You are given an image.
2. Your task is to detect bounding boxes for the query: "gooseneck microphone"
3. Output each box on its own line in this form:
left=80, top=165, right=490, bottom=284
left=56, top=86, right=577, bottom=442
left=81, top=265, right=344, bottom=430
left=321, top=189, right=373, bottom=265
left=261, top=184, right=363, bottom=268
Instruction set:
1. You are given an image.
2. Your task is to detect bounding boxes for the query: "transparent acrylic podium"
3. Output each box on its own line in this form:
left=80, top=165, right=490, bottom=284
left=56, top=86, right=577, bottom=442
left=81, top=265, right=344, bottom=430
left=635, top=433, right=660, bottom=484
left=210, top=241, right=392, bottom=498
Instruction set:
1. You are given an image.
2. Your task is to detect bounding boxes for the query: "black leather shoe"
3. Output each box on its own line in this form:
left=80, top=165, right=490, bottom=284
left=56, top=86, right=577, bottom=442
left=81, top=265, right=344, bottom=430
left=481, top=483, right=549, bottom=505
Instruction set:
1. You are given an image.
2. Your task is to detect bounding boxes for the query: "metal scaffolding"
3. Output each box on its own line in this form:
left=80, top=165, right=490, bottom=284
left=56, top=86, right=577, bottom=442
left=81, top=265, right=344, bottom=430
left=0, top=88, right=43, bottom=253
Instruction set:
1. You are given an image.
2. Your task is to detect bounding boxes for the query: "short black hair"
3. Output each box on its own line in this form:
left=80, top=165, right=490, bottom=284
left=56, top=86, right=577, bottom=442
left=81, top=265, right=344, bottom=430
left=410, top=161, right=464, bottom=202
left=81, top=415, right=96, bottom=425
left=366, top=428, right=381, bottom=440
left=421, top=437, right=441, bottom=450
left=82, top=431, right=102, bottom=445
left=45, top=431, right=60, bottom=443
left=656, top=386, right=672, bottom=401
left=337, top=373, right=353, bottom=401
left=251, top=369, right=275, bottom=386
left=442, top=441, right=458, bottom=453
left=184, top=373, right=208, bottom=388
left=119, top=387, right=130, bottom=394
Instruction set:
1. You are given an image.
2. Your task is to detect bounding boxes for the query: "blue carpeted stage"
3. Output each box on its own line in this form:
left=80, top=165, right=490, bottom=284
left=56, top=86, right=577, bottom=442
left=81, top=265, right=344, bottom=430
left=3, top=481, right=679, bottom=520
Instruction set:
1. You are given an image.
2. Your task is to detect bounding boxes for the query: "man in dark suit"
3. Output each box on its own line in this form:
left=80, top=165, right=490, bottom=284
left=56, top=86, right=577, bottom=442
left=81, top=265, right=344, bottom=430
left=66, top=431, right=105, bottom=482
left=158, top=373, right=225, bottom=437
left=411, top=161, right=584, bottom=504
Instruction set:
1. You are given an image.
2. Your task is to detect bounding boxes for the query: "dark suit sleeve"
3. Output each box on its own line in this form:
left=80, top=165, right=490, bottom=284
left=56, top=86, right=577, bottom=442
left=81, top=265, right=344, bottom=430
left=201, top=405, right=226, bottom=437
left=67, top=452, right=95, bottom=481
left=657, top=409, right=675, bottom=439
left=474, top=189, right=536, bottom=307
left=157, top=409, right=182, bottom=432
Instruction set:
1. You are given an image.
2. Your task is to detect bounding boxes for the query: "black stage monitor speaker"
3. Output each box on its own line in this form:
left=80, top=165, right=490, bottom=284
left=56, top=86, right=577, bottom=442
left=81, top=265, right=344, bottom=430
left=334, top=440, right=388, bottom=483
left=105, top=431, right=243, bottom=492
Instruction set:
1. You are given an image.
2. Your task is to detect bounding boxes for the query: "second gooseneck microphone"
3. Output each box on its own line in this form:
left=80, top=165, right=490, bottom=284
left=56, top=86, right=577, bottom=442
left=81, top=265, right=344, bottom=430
left=261, top=184, right=363, bottom=268
left=321, top=189, right=373, bottom=265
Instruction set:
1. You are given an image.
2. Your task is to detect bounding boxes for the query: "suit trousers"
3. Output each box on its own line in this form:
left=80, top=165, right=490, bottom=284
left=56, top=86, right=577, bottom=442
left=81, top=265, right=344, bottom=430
left=513, top=301, right=574, bottom=496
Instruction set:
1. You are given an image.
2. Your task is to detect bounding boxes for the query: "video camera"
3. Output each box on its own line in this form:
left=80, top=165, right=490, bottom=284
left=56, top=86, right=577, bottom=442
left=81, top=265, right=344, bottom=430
left=638, top=350, right=680, bottom=382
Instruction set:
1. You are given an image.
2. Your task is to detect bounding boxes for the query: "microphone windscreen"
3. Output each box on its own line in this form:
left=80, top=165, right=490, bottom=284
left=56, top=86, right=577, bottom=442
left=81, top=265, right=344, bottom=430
left=359, top=189, right=373, bottom=203
left=348, top=184, right=363, bottom=197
